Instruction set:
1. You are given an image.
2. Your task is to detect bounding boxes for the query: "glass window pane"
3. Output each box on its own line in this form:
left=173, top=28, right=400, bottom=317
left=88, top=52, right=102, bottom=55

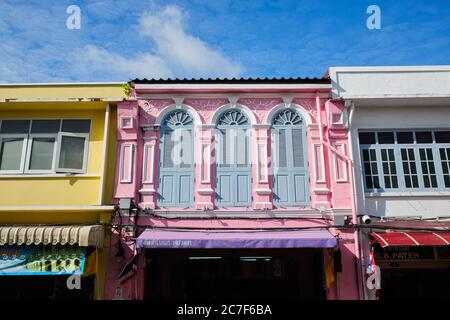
left=401, top=149, right=407, bottom=158
left=381, top=149, right=387, bottom=161
left=373, top=177, right=380, bottom=188
left=236, top=128, right=248, bottom=167
left=416, top=131, right=432, bottom=144
left=362, top=149, right=369, bottom=161
left=364, top=163, right=371, bottom=174
left=29, top=138, right=55, bottom=170
left=58, top=136, right=86, bottom=170
left=397, top=132, right=413, bottom=144
left=292, top=129, right=304, bottom=167
left=0, top=138, right=24, bottom=170
left=163, top=130, right=174, bottom=168
left=0, top=120, right=30, bottom=133
left=378, top=132, right=395, bottom=144
left=435, top=131, right=450, bottom=143
left=444, top=176, right=450, bottom=188
left=424, top=176, right=430, bottom=188
left=431, top=176, right=438, bottom=187
left=359, top=132, right=376, bottom=144
left=403, top=162, right=410, bottom=174
left=371, top=163, right=378, bottom=174
left=276, top=129, right=287, bottom=168
left=61, top=120, right=91, bottom=133
left=384, top=176, right=391, bottom=188
left=31, top=120, right=60, bottom=133
left=405, top=177, right=412, bottom=188
left=392, top=177, right=398, bottom=188
left=179, top=129, right=192, bottom=168
left=412, top=176, right=419, bottom=188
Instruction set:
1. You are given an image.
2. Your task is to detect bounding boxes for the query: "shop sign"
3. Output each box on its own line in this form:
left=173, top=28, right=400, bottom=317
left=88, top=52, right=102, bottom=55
left=374, top=246, right=434, bottom=260
left=0, top=245, right=86, bottom=276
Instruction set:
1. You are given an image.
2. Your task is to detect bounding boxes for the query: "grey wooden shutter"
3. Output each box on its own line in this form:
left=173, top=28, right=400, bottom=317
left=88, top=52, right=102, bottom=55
left=272, top=109, right=309, bottom=207
left=216, top=110, right=251, bottom=207
left=158, top=110, right=194, bottom=208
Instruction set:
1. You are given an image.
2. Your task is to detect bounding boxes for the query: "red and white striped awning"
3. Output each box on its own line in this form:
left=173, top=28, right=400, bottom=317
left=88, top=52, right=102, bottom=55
left=370, top=231, right=450, bottom=248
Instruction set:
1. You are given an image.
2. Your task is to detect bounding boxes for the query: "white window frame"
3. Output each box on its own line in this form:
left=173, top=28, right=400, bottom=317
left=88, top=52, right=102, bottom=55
left=0, top=134, right=29, bottom=174
left=56, top=132, right=90, bottom=174
left=24, top=134, right=58, bottom=174
left=359, top=130, right=450, bottom=192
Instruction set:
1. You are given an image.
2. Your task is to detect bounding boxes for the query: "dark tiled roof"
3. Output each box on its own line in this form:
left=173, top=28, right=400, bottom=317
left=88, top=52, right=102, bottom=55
left=131, top=77, right=330, bottom=85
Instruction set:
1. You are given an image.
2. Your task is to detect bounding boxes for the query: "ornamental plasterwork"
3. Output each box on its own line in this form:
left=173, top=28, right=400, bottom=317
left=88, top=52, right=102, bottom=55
left=184, top=98, right=228, bottom=123
left=139, top=99, right=173, bottom=122
left=238, top=98, right=282, bottom=110
left=292, top=98, right=324, bottom=120
left=238, top=98, right=282, bottom=123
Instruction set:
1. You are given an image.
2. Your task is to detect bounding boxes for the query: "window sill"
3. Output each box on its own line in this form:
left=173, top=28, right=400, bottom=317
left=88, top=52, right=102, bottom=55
left=365, top=191, right=450, bottom=198
left=0, top=173, right=100, bottom=179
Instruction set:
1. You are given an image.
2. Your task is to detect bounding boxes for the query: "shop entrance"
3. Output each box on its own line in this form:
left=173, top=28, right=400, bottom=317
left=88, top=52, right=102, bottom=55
left=145, top=248, right=326, bottom=300
left=380, top=268, right=450, bottom=300
left=374, top=244, right=450, bottom=300
left=0, top=275, right=95, bottom=300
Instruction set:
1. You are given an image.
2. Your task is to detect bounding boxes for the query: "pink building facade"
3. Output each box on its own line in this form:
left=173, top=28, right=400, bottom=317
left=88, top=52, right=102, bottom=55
left=105, top=79, right=361, bottom=300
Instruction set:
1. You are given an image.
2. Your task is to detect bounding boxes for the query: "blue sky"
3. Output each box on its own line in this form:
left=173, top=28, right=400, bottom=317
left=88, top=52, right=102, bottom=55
left=1, top=0, right=450, bottom=82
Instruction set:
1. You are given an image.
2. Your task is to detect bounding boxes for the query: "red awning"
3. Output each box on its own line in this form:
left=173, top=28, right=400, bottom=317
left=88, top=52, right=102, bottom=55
left=370, top=231, right=450, bottom=247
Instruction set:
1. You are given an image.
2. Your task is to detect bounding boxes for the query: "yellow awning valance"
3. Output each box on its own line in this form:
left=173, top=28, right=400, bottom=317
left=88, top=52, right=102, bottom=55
left=0, top=225, right=104, bottom=247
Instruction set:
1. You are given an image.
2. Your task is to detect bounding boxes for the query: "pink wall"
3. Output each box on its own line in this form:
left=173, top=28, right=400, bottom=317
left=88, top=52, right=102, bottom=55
left=105, top=87, right=360, bottom=300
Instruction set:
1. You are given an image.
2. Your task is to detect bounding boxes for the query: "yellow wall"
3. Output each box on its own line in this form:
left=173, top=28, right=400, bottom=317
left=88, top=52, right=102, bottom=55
left=0, top=210, right=111, bottom=224
left=0, top=84, right=125, bottom=100
left=0, top=106, right=107, bottom=206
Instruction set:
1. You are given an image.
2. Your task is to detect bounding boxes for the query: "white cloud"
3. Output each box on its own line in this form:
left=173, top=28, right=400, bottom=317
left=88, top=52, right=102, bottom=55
left=138, top=5, right=243, bottom=78
left=69, top=4, right=243, bottom=80
left=70, top=45, right=173, bottom=80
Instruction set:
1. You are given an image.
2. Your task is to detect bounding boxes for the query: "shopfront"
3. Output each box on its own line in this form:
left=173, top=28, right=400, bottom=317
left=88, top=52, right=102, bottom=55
left=136, top=228, right=337, bottom=301
left=0, top=225, right=104, bottom=300
left=369, top=231, right=450, bottom=300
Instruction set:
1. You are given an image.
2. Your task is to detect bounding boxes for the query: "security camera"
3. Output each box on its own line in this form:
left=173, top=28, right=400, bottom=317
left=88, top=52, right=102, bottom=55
left=361, top=215, right=371, bottom=224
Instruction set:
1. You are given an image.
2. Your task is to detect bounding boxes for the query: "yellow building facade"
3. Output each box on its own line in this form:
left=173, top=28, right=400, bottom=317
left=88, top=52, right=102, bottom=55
left=0, top=83, right=124, bottom=300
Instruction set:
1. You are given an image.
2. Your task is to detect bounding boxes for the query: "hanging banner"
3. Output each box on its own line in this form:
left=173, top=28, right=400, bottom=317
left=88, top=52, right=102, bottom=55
left=0, top=245, right=86, bottom=276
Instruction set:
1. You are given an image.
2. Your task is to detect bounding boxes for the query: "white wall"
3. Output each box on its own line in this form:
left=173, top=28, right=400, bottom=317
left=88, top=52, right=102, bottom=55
left=330, top=66, right=450, bottom=99
left=351, top=106, right=450, bottom=219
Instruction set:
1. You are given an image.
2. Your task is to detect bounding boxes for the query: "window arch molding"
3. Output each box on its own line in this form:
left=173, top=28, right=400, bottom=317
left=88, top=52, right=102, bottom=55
left=211, top=103, right=257, bottom=126
left=155, top=104, right=202, bottom=126
left=264, top=103, right=312, bottom=127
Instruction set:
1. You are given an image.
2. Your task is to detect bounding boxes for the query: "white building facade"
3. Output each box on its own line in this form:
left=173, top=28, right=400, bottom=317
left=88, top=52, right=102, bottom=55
left=330, top=66, right=450, bottom=300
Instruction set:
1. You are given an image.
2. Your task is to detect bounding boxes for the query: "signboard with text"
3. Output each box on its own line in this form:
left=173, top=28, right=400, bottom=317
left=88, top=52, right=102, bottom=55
left=0, top=245, right=86, bottom=276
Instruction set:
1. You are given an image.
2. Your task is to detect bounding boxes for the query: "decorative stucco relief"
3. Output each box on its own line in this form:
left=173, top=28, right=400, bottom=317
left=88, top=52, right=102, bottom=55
left=184, top=98, right=228, bottom=123
left=139, top=99, right=174, bottom=124
left=238, top=98, right=282, bottom=123
left=292, top=98, right=326, bottom=122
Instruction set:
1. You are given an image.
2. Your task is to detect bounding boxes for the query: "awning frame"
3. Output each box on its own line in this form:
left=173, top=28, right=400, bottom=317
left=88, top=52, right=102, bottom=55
left=370, top=230, right=450, bottom=248
left=136, top=228, right=338, bottom=249
left=0, top=225, right=105, bottom=247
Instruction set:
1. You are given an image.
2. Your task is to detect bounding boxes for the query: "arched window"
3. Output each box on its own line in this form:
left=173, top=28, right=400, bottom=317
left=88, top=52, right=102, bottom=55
left=157, top=110, right=194, bottom=207
left=216, top=109, right=252, bottom=207
left=271, top=109, right=309, bottom=206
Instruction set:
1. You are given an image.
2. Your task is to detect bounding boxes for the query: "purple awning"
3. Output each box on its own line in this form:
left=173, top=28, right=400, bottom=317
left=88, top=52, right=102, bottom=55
left=136, top=228, right=337, bottom=249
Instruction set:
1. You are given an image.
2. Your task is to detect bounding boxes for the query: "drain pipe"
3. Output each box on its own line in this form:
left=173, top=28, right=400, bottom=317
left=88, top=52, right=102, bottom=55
left=316, top=94, right=364, bottom=300
left=346, top=100, right=365, bottom=300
